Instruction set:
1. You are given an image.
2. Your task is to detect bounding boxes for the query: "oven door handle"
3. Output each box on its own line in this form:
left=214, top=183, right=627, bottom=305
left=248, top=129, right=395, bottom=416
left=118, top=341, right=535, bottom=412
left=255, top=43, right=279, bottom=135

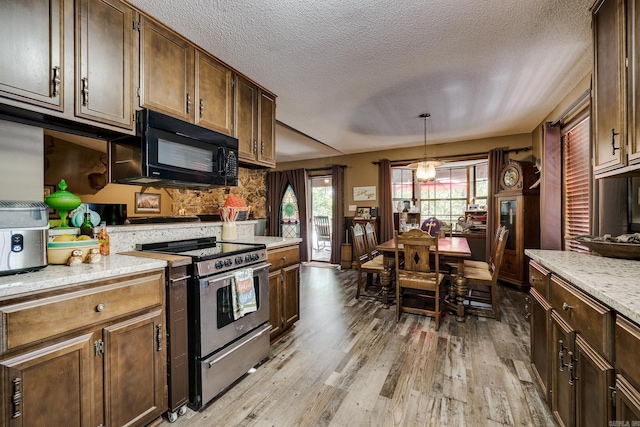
left=207, top=324, right=271, bottom=367
left=204, top=262, right=270, bottom=286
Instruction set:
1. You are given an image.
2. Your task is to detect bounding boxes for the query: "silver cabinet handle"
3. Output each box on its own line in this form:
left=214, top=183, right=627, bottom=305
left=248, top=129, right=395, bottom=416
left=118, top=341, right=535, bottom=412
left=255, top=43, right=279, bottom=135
left=170, top=275, right=190, bottom=283
left=81, top=77, right=89, bottom=106
left=52, top=66, right=61, bottom=97
left=562, top=302, right=573, bottom=311
left=96, top=303, right=105, bottom=312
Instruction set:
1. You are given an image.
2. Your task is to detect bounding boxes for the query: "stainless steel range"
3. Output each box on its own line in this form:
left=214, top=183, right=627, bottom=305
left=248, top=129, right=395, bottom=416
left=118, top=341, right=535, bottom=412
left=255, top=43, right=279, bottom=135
left=138, top=237, right=270, bottom=411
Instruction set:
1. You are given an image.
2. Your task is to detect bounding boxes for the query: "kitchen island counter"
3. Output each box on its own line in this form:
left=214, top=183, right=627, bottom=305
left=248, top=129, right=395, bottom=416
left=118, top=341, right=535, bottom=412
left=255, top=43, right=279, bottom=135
left=525, top=249, right=640, bottom=324
left=0, top=253, right=167, bottom=299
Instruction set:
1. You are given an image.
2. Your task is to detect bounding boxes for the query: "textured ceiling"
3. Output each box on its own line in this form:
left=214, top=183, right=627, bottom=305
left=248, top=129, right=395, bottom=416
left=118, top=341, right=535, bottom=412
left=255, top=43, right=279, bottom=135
left=128, top=0, right=594, bottom=163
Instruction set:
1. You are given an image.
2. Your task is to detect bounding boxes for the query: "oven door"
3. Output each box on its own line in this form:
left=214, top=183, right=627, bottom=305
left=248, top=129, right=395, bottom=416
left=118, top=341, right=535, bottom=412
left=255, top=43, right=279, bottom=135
left=197, top=262, right=269, bottom=356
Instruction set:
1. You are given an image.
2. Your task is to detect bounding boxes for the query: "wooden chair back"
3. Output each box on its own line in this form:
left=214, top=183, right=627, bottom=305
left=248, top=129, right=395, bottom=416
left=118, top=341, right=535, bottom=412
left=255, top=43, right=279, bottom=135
left=395, top=228, right=439, bottom=275
left=363, top=222, right=380, bottom=259
left=489, top=227, right=509, bottom=280
left=350, top=223, right=369, bottom=265
left=313, top=216, right=331, bottom=249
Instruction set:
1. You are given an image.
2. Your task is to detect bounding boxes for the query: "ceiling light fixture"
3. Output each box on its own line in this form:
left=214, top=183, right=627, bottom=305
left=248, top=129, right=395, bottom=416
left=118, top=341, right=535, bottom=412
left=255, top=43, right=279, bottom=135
left=408, top=113, right=443, bottom=182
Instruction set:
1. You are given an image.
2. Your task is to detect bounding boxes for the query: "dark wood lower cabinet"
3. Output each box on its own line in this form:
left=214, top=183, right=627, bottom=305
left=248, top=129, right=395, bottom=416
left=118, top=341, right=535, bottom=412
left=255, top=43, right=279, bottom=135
left=104, top=310, right=165, bottom=427
left=551, top=311, right=575, bottom=427
left=574, top=335, right=613, bottom=427
left=0, top=270, right=167, bottom=427
left=530, top=288, right=551, bottom=401
left=0, top=333, right=94, bottom=426
left=267, top=244, right=300, bottom=341
left=616, top=374, right=640, bottom=423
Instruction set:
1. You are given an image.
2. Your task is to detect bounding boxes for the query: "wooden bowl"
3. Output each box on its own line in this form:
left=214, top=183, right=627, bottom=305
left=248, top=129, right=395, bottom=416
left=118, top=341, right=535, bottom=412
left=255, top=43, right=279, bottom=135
left=573, top=236, right=640, bottom=260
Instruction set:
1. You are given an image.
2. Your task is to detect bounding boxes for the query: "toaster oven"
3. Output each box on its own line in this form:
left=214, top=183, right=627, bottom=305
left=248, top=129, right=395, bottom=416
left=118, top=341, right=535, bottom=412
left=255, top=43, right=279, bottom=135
left=0, top=201, right=49, bottom=276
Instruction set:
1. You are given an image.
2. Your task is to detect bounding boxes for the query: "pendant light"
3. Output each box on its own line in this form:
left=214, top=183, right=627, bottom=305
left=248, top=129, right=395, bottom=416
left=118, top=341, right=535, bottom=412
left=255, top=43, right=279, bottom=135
left=408, top=113, right=443, bottom=182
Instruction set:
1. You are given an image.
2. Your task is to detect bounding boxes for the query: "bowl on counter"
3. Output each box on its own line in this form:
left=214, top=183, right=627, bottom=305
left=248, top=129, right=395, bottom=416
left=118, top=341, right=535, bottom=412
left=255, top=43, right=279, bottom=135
left=572, top=235, right=640, bottom=260
left=47, top=240, right=100, bottom=264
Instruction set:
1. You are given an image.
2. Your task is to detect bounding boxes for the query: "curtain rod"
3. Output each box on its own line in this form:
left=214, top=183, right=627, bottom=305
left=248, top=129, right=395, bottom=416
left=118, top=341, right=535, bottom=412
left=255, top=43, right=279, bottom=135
left=305, top=165, right=347, bottom=172
left=550, top=89, right=590, bottom=127
left=372, top=146, right=532, bottom=166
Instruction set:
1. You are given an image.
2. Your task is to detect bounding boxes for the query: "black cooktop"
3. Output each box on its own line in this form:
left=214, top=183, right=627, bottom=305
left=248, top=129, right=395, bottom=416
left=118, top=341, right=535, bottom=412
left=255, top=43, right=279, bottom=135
left=137, top=238, right=265, bottom=261
left=126, top=216, right=201, bottom=224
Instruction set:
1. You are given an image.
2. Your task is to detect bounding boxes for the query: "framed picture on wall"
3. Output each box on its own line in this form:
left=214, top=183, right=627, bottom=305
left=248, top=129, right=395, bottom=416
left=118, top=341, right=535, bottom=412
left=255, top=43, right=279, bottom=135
left=354, top=207, right=371, bottom=219
left=134, top=192, right=161, bottom=213
left=44, top=185, right=59, bottom=218
left=353, top=186, right=376, bottom=201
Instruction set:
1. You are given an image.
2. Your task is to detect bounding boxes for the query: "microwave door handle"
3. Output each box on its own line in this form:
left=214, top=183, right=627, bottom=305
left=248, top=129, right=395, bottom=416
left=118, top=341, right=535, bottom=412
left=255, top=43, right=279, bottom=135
left=218, top=146, right=227, bottom=177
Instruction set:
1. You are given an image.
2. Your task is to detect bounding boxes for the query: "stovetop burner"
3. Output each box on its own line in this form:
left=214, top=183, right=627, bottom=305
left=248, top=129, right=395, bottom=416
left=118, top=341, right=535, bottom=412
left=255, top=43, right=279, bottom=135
left=137, top=237, right=267, bottom=277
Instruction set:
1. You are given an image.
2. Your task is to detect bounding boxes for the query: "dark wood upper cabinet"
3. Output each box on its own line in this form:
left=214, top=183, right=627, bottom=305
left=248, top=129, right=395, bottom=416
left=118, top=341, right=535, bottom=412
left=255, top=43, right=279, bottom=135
left=236, top=75, right=259, bottom=163
left=76, top=0, right=135, bottom=129
left=0, top=0, right=64, bottom=110
left=259, top=91, right=276, bottom=166
left=195, top=51, right=233, bottom=135
left=140, top=16, right=194, bottom=122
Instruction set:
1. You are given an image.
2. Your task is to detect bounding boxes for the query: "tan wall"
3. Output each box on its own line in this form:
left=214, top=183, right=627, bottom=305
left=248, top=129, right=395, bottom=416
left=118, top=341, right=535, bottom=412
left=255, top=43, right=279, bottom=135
left=277, top=133, right=532, bottom=215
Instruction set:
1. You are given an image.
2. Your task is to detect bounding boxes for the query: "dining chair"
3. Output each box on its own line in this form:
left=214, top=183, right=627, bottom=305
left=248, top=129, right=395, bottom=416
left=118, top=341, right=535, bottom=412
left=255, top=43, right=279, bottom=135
left=363, top=221, right=382, bottom=261
left=394, top=228, right=445, bottom=329
left=463, top=225, right=505, bottom=270
left=461, top=227, right=509, bottom=320
left=350, top=223, right=385, bottom=299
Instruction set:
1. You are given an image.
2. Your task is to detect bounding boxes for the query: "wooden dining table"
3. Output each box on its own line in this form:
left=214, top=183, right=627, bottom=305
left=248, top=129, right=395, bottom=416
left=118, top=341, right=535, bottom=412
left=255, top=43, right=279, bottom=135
left=375, top=236, right=472, bottom=321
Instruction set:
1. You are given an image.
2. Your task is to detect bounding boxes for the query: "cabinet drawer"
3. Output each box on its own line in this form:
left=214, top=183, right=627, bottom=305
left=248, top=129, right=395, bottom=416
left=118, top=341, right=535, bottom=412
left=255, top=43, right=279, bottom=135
left=500, top=252, right=519, bottom=278
left=549, top=275, right=612, bottom=359
left=529, top=261, right=549, bottom=298
left=615, top=316, right=640, bottom=390
left=0, top=271, right=164, bottom=353
left=268, top=246, right=300, bottom=272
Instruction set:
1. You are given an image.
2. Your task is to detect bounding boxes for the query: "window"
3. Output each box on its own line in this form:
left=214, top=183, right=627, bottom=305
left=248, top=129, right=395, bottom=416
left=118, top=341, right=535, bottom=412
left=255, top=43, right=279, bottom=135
left=391, top=168, right=413, bottom=201
left=392, top=160, right=488, bottom=227
left=472, top=163, right=488, bottom=207
left=419, top=167, right=468, bottom=224
left=563, top=115, right=591, bottom=252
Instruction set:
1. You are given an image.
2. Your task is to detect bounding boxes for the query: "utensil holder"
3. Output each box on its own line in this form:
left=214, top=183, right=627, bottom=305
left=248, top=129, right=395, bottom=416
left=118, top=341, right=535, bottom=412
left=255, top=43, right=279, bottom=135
left=221, top=222, right=237, bottom=240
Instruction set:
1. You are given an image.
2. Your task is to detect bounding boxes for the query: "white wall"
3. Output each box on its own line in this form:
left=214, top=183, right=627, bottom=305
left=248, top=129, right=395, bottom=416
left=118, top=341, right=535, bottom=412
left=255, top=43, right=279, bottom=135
left=0, top=120, right=43, bottom=201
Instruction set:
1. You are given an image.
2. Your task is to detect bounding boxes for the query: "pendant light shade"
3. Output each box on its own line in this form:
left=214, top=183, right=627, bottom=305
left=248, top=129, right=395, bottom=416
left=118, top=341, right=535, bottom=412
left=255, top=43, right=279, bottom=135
left=408, top=113, right=442, bottom=182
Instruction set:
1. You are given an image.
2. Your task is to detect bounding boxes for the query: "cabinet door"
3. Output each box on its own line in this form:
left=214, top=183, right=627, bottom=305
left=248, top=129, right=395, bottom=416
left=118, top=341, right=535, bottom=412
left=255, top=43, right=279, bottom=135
left=0, top=333, right=94, bottom=427
left=76, top=0, right=134, bottom=129
left=629, top=0, right=640, bottom=165
left=574, top=335, right=614, bottom=427
left=616, top=374, right=640, bottom=423
left=0, top=0, right=63, bottom=110
left=195, top=51, right=233, bottom=135
left=258, top=90, right=276, bottom=166
left=103, top=310, right=165, bottom=427
left=530, top=288, right=551, bottom=402
left=140, top=17, right=194, bottom=121
left=592, top=0, right=626, bottom=172
left=551, top=311, right=575, bottom=427
left=268, top=270, right=283, bottom=340
left=235, top=75, right=258, bottom=163
left=282, top=264, right=300, bottom=330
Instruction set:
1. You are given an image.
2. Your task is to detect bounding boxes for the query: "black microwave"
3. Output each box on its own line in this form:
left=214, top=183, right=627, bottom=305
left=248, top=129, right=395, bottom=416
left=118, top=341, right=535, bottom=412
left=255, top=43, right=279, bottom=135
left=110, top=109, right=238, bottom=189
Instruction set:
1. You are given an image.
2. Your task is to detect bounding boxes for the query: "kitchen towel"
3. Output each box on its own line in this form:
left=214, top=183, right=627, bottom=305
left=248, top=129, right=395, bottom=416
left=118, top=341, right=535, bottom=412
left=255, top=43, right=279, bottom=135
left=232, top=268, right=256, bottom=320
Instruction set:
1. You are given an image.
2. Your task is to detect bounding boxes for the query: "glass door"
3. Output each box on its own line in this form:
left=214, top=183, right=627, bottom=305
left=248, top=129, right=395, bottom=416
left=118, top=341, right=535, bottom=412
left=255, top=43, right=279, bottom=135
left=310, top=176, right=333, bottom=262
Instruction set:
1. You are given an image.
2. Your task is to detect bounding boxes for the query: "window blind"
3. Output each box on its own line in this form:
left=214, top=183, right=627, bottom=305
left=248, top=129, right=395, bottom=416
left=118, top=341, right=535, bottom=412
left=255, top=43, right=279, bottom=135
left=563, top=116, right=591, bottom=252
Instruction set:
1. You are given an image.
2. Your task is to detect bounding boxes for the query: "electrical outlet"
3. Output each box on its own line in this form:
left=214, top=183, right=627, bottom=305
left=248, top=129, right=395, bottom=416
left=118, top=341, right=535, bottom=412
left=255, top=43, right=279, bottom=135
left=348, top=205, right=357, bottom=212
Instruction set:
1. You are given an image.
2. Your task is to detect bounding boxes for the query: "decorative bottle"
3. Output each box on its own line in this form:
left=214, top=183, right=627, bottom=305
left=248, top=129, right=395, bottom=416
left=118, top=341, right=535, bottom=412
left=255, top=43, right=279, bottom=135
left=80, top=207, right=93, bottom=237
left=97, top=221, right=110, bottom=255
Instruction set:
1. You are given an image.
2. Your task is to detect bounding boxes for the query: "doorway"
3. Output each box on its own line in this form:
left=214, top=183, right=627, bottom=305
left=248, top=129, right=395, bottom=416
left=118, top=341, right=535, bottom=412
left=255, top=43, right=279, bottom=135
left=310, top=176, right=332, bottom=262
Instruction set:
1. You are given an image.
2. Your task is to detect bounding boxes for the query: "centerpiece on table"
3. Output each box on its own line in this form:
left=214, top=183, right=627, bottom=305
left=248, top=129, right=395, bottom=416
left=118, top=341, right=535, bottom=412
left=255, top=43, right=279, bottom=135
left=218, top=195, right=250, bottom=240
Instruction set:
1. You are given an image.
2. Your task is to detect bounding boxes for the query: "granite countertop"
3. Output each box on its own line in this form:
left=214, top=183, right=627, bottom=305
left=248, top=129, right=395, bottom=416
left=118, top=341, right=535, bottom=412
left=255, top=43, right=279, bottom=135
left=236, top=236, right=303, bottom=249
left=525, top=249, right=640, bottom=324
left=0, top=254, right=167, bottom=299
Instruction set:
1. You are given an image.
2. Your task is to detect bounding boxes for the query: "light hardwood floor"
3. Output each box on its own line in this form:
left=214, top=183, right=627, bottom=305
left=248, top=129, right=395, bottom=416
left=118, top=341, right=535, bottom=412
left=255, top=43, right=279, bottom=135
left=158, top=265, right=556, bottom=427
